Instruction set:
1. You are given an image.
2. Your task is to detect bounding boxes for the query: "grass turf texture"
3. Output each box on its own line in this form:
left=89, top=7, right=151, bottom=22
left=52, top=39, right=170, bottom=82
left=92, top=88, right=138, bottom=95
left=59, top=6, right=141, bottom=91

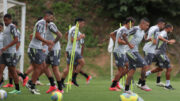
left=1, top=73, right=180, bottom=101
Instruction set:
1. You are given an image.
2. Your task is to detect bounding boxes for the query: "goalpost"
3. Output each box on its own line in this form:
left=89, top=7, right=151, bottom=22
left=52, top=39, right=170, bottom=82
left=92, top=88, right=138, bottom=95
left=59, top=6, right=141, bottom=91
left=0, top=0, right=26, bottom=80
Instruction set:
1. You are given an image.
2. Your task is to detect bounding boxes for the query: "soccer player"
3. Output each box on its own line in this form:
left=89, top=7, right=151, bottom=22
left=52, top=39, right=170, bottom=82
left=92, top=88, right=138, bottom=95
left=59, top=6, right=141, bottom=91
left=138, top=18, right=166, bottom=87
left=109, top=17, right=135, bottom=91
left=122, top=18, right=151, bottom=93
left=145, top=24, right=175, bottom=90
left=61, top=18, right=86, bottom=87
left=0, top=23, right=4, bottom=88
left=26, top=11, right=54, bottom=94
left=3, top=21, right=29, bottom=88
left=0, top=14, right=21, bottom=94
left=44, top=15, right=64, bottom=93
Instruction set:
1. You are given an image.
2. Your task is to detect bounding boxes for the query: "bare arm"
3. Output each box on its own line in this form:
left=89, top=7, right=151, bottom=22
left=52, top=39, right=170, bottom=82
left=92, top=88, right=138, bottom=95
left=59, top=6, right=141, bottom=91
left=53, top=31, right=62, bottom=44
left=122, top=34, right=134, bottom=49
left=81, top=44, right=84, bottom=56
left=2, top=36, right=18, bottom=51
left=110, top=32, right=116, bottom=41
left=118, top=37, right=126, bottom=45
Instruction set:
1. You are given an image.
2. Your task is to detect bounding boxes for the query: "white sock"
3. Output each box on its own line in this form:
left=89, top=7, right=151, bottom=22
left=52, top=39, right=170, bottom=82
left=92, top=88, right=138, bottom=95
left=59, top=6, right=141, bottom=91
left=166, top=80, right=170, bottom=86
left=146, top=71, right=151, bottom=76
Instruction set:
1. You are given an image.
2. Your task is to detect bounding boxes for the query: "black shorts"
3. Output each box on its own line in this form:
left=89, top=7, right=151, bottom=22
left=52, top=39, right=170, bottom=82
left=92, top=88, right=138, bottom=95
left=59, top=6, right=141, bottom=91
left=156, top=53, right=170, bottom=68
left=113, top=52, right=128, bottom=68
left=0, top=53, right=18, bottom=67
left=126, top=52, right=147, bottom=69
left=28, top=48, right=46, bottom=64
left=144, top=52, right=158, bottom=65
left=66, top=51, right=83, bottom=65
left=46, top=50, right=61, bottom=66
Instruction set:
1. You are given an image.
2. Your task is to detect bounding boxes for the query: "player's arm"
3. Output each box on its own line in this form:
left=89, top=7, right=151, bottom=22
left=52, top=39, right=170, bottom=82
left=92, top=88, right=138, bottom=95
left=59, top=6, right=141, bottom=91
left=71, top=33, right=85, bottom=42
left=122, top=28, right=136, bottom=49
left=49, top=24, right=63, bottom=44
left=143, top=32, right=152, bottom=42
left=35, top=24, right=53, bottom=45
left=118, top=37, right=126, bottom=45
left=65, top=32, right=68, bottom=40
left=81, top=43, right=84, bottom=56
left=110, top=32, right=116, bottom=41
left=1, top=26, right=18, bottom=52
left=158, top=36, right=175, bottom=44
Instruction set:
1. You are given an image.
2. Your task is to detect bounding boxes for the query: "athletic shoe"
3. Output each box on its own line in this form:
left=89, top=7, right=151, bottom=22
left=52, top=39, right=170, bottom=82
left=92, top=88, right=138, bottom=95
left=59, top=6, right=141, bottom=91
left=164, top=85, right=174, bottom=90
left=72, top=80, right=79, bottom=87
left=23, top=76, right=29, bottom=87
left=35, top=80, right=44, bottom=86
left=46, top=86, right=57, bottom=93
left=8, top=90, right=21, bottom=94
left=86, top=76, right=92, bottom=84
left=31, top=89, right=41, bottom=95
left=156, top=82, right=165, bottom=87
left=136, top=83, right=141, bottom=88
left=140, top=85, right=152, bottom=91
left=56, top=89, right=64, bottom=93
left=26, top=82, right=31, bottom=91
left=3, top=83, right=14, bottom=88
left=124, top=90, right=133, bottom=94
left=116, top=82, right=124, bottom=89
left=109, top=87, right=121, bottom=91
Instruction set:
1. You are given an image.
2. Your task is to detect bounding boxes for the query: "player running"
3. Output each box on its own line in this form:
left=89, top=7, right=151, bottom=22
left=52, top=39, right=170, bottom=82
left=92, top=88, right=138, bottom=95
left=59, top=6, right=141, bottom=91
left=122, top=18, right=151, bottom=94
left=145, top=24, right=175, bottom=90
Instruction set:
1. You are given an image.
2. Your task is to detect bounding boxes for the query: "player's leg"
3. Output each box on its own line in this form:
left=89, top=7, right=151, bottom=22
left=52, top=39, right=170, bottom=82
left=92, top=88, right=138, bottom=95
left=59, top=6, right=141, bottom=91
left=156, top=71, right=165, bottom=86
left=125, top=69, right=136, bottom=94
left=3, top=71, right=13, bottom=88
left=0, top=64, right=6, bottom=87
left=79, top=70, right=92, bottom=84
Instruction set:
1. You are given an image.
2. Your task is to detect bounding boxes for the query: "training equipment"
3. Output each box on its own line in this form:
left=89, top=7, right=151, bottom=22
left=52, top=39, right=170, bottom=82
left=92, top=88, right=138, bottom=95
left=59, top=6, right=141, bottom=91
left=0, top=90, right=7, bottom=100
left=51, top=91, right=63, bottom=101
left=120, top=93, right=144, bottom=101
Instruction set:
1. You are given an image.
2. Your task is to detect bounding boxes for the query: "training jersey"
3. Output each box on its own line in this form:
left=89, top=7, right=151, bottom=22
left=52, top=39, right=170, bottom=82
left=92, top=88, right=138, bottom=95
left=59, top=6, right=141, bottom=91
left=125, top=26, right=145, bottom=52
left=0, top=32, right=3, bottom=49
left=29, top=19, right=47, bottom=49
left=3, top=23, right=18, bottom=53
left=113, top=26, right=128, bottom=54
left=143, top=25, right=160, bottom=54
left=45, top=22, right=61, bottom=50
left=156, top=30, right=168, bottom=54
left=66, top=25, right=83, bottom=54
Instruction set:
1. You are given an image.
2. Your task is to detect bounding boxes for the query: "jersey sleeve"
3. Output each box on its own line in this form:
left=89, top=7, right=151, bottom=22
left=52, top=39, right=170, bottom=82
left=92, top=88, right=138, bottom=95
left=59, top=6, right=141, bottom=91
left=10, top=25, right=18, bottom=37
left=36, top=23, right=44, bottom=33
left=127, top=27, right=137, bottom=35
left=159, top=31, right=166, bottom=38
left=49, top=23, right=59, bottom=33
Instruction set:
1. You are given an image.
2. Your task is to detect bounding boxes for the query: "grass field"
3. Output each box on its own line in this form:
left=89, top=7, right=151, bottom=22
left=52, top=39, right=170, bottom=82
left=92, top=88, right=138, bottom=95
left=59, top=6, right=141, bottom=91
left=1, top=73, right=180, bottom=101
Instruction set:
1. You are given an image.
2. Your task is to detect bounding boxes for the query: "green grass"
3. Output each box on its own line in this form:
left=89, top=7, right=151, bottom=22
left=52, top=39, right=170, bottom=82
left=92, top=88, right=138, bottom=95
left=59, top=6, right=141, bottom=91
left=2, top=74, right=180, bottom=101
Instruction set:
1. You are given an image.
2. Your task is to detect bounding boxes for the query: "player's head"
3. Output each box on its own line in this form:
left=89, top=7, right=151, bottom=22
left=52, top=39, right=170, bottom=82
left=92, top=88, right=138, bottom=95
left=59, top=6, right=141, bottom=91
left=37, top=17, right=43, bottom=21
left=44, top=11, right=54, bottom=23
left=125, top=17, right=135, bottom=29
left=139, top=17, right=150, bottom=31
left=74, top=17, right=85, bottom=28
left=4, top=14, right=12, bottom=26
left=0, top=22, right=3, bottom=32
left=164, top=24, right=173, bottom=33
left=12, top=21, right=18, bottom=28
left=157, top=17, right=165, bottom=30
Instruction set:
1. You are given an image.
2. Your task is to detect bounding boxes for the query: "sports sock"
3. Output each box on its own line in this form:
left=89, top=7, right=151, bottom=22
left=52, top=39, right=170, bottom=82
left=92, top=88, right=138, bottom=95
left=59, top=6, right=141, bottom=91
left=57, top=81, right=62, bottom=90
left=15, top=84, right=20, bottom=91
left=48, top=77, right=55, bottom=86
left=31, top=83, right=35, bottom=89
left=138, top=78, right=142, bottom=85
left=111, top=80, right=117, bottom=87
left=141, top=80, right=146, bottom=86
left=156, top=76, right=161, bottom=83
left=80, top=71, right=89, bottom=78
left=9, top=78, right=13, bottom=84
left=18, top=73, right=26, bottom=79
left=146, top=71, right=151, bottom=76
left=61, top=78, right=65, bottom=83
left=125, top=85, right=129, bottom=91
left=166, top=80, right=170, bottom=86
left=72, top=73, right=78, bottom=81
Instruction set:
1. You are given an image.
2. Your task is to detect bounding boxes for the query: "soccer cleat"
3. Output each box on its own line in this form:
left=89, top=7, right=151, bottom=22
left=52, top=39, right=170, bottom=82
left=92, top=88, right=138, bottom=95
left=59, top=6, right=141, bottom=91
left=140, top=85, right=152, bottom=91
left=26, top=82, right=32, bottom=91
left=124, top=90, right=133, bottom=94
left=136, top=83, right=141, bottom=88
left=31, top=89, right=41, bottom=95
left=109, top=87, right=121, bottom=91
left=35, top=80, right=44, bottom=86
left=3, top=83, right=14, bottom=88
left=156, top=82, right=165, bottom=87
left=86, top=76, right=92, bottom=84
left=46, top=86, right=57, bottom=93
left=164, top=85, right=174, bottom=90
left=8, top=90, right=21, bottom=94
left=72, top=80, right=79, bottom=87
left=23, top=76, right=29, bottom=87
left=116, top=82, right=124, bottom=89
left=56, top=89, right=64, bottom=94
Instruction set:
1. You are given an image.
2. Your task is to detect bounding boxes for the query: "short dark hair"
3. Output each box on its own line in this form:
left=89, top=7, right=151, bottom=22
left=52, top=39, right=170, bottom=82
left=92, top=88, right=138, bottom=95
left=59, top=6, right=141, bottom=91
left=0, top=22, right=3, bottom=27
left=12, top=21, right=18, bottom=26
left=4, top=14, right=12, bottom=19
left=74, top=17, right=85, bottom=24
left=125, top=17, right=135, bottom=24
left=141, top=17, right=150, bottom=23
left=37, top=17, right=43, bottom=21
left=45, top=11, right=53, bottom=15
left=157, top=17, right=165, bottom=24
left=164, top=24, right=173, bottom=29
